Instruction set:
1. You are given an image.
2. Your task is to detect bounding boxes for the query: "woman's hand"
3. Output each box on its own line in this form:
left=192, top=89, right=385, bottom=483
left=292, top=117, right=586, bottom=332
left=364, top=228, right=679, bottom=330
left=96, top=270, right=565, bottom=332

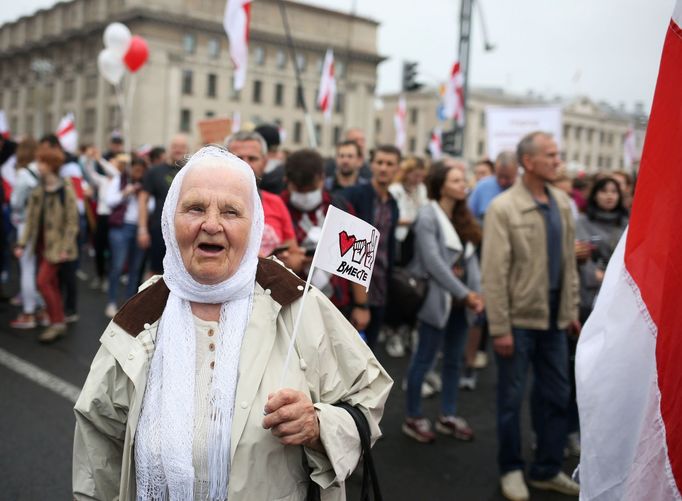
left=465, top=292, right=484, bottom=314
left=262, top=389, right=324, bottom=452
left=14, top=246, right=24, bottom=259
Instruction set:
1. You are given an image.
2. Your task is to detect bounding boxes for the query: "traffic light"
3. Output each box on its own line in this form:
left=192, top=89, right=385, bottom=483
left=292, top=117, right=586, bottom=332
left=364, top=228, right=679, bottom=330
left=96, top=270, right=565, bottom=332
left=402, top=61, right=422, bottom=92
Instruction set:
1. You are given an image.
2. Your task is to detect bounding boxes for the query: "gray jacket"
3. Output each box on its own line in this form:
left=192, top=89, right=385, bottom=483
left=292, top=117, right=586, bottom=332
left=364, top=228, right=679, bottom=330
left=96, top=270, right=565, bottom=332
left=408, top=202, right=481, bottom=329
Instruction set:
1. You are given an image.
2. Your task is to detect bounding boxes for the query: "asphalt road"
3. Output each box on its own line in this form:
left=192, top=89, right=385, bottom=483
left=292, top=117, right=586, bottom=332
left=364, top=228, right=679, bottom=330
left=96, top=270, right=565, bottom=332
left=0, top=265, right=578, bottom=501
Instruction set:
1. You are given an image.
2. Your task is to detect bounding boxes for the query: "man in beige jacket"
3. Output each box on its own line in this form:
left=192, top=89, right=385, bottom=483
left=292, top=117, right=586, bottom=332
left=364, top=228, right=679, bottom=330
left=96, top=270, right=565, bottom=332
left=481, top=131, right=581, bottom=501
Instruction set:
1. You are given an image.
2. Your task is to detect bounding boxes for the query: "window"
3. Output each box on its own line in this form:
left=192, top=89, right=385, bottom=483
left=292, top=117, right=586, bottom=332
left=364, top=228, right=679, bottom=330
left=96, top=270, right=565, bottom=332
left=409, top=137, right=416, bottom=152
left=295, top=85, right=304, bottom=109
left=180, top=108, right=191, bottom=132
left=336, top=60, right=345, bottom=78
left=274, top=83, right=284, bottom=106
left=44, top=112, right=53, bottom=131
left=480, top=110, right=486, bottom=127
left=208, top=37, right=220, bottom=59
left=335, top=92, right=344, bottom=114
left=333, top=126, right=342, bottom=145
left=252, top=80, right=262, bottom=103
left=182, top=70, right=193, bottom=95
left=183, top=33, right=196, bottom=54
left=598, top=156, right=603, bottom=168
left=375, top=118, right=382, bottom=133
left=314, top=123, right=322, bottom=145
left=64, top=78, right=74, bottom=101
left=26, top=114, right=34, bottom=135
left=293, top=121, right=302, bottom=144
left=563, top=124, right=570, bottom=139
left=230, top=78, right=241, bottom=101
left=10, top=89, right=18, bottom=107
left=587, top=128, right=594, bottom=143
left=85, top=74, right=97, bottom=98
left=205, top=110, right=215, bottom=118
left=316, top=56, right=324, bottom=74
left=45, top=83, right=54, bottom=102
left=26, top=87, right=35, bottom=106
left=84, top=108, right=96, bottom=132
left=276, top=49, right=287, bottom=69
left=296, top=53, right=307, bottom=72
left=477, top=140, right=484, bottom=156
left=410, top=108, right=418, bottom=125
left=585, top=154, right=591, bottom=167
left=599, top=131, right=605, bottom=143
left=605, top=157, right=612, bottom=169
left=108, top=105, right=119, bottom=130
left=207, top=73, right=217, bottom=98
left=575, top=126, right=582, bottom=140
left=254, top=46, right=265, bottom=65
left=607, top=133, right=614, bottom=145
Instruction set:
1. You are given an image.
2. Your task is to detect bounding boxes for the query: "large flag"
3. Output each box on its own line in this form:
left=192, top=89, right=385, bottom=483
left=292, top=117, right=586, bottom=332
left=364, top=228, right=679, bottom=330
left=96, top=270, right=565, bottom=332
left=0, top=110, right=9, bottom=139
left=317, top=49, right=336, bottom=121
left=428, top=127, right=443, bottom=160
left=576, top=3, right=682, bottom=499
left=393, top=95, right=407, bottom=151
left=56, top=113, right=78, bottom=154
left=443, top=61, right=465, bottom=126
left=223, top=0, right=251, bottom=91
left=623, top=126, right=638, bottom=170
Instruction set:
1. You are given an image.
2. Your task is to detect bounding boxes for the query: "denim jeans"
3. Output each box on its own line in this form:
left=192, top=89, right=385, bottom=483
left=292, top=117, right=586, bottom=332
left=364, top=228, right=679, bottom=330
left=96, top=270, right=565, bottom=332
left=406, top=307, right=468, bottom=418
left=495, top=325, right=570, bottom=480
left=108, top=223, right=143, bottom=304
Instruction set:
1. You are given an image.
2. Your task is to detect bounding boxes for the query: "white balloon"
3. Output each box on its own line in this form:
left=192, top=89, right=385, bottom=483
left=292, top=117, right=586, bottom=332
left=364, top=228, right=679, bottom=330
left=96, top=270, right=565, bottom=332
left=103, top=22, right=131, bottom=55
left=97, top=49, right=126, bottom=85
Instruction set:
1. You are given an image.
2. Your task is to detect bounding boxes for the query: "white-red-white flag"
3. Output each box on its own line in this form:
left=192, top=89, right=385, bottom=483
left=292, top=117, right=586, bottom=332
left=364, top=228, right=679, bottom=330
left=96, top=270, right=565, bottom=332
left=0, top=110, right=9, bottom=139
left=317, top=49, right=336, bottom=121
left=443, top=62, right=465, bottom=126
left=576, top=4, right=682, bottom=499
left=429, top=128, right=443, bottom=160
left=224, top=0, right=251, bottom=91
left=56, top=113, right=78, bottom=154
left=231, top=111, right=241, bottom=133
left=623, top=126, right=638, bottom=170
left=393, top=95, right=407, bottom=151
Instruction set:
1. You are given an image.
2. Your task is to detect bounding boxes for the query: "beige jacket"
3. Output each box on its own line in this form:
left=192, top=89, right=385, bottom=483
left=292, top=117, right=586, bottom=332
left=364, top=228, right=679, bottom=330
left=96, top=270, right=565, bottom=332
left=72, top=259, right=392, bottom=501
left=481, top=181, right=579, bottom=336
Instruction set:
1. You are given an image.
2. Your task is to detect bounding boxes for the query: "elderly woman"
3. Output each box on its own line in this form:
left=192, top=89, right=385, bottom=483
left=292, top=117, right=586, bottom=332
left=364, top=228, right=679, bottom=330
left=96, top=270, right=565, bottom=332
left=72, top=146, right=392, bottom=500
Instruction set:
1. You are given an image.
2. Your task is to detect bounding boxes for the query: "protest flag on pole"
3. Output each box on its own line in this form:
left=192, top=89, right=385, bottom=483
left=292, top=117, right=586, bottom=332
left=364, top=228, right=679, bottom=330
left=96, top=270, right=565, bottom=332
left=394, top=95, right=407, bottom=151
left=443, top=62, right=465, bottom=126
left=278, top=205, right=379, bottom=386
left=623, top=126, right=638, bottom=170
left=429, top=127, right=443, bottom=160
left=0, top=111, right=9, bottom=139
left=56, top=113, right=78, bottom=154
left=575, top=3, right=682, bottom=499
left=317, top=49, right=336, bottom=121
left=224, top=0, right=252, bottom=91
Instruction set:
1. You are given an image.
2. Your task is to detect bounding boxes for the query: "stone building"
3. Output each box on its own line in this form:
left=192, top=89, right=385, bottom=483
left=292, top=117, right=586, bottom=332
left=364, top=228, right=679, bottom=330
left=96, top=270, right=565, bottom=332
left=376, top=87, right=648, bottom=173
left=0, top=0, right=383, bottom=153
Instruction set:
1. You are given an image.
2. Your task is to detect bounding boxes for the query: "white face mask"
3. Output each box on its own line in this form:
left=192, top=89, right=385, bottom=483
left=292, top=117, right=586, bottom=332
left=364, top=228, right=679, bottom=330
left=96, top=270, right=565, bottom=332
left=290, top=188, right=323, bottom=211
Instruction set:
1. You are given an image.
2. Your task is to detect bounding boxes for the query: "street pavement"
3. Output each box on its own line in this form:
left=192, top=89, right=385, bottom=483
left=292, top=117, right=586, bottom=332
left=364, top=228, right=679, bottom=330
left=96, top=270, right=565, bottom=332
left=0, top=266, right=578, bottom=500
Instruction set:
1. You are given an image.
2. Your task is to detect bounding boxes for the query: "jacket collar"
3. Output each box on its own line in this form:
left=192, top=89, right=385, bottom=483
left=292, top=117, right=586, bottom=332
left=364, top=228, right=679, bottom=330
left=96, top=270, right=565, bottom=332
left=510, top=179, right=566, bottom=213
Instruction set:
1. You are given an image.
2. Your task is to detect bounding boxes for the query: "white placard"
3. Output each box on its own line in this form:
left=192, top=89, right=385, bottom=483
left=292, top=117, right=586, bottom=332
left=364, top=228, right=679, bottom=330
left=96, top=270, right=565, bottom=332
left=485, top=106, right=562, bottom=159
left=313, top=205, right=379, bottom=292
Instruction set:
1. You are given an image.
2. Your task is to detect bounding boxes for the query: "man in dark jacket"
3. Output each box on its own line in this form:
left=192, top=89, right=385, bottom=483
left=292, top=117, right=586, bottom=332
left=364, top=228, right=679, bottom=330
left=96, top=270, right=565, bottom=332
left=342, top=144, right=400, bottom=350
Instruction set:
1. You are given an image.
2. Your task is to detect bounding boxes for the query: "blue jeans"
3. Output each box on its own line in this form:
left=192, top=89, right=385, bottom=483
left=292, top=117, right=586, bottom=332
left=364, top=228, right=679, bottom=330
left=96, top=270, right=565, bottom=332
left=495, top=325, right=570, bottom=480
left=406, top=308, right=468, bottom=418
left=108, top=223, right=143, bottom=304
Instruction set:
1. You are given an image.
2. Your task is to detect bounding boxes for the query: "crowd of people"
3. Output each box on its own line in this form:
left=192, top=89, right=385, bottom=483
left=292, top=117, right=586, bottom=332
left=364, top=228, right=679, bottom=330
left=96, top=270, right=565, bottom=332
left=0, top=124, right=633, bottom=500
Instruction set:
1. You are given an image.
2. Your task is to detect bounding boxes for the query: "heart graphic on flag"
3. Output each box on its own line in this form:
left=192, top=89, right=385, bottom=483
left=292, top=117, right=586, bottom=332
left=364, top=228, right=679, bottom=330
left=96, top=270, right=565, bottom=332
left=339, top=231, right=356, bottom=257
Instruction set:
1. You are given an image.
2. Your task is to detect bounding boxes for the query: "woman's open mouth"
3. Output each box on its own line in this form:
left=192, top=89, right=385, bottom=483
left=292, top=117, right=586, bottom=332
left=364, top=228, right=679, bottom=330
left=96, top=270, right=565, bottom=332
left=197, top=243, right=225, bottom=255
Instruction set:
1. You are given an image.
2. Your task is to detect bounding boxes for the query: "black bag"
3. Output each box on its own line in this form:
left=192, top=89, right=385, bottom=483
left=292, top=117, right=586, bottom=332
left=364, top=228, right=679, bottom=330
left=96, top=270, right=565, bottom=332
left=306, top=402, right=383, bottom=501
left=386, top=267, right=428, bottom=326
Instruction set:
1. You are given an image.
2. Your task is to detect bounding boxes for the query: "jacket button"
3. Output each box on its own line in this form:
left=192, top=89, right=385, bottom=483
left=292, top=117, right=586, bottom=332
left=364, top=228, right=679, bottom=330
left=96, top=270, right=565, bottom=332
left=299, top=358, right=307, bottom=371
left=240, top=401, right=248, bottom=409
left=208, top=329, right=214, bottom=337
left=127, top=353, right=134, bottom=360
left=209, top=343, right=215, bottom=352
left=264, top=288, right=271, bottom=295
left=297, top=285, right=304, bottom=291
left=210, top=361, right=215, bottom=369
left=109, top=330, right=115, bottom=337
left=143, top=323, right=151, bottom=330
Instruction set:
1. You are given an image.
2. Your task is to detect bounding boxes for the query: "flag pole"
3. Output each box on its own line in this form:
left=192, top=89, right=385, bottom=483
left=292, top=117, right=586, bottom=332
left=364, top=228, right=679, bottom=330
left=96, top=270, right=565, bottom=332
left=277, top=213, right=332, bottom=387
left=277, top=0, right=318, bottom=149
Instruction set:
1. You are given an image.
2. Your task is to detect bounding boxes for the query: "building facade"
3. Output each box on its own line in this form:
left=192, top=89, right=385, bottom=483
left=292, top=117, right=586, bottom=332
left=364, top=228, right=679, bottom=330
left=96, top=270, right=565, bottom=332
left=0, top=0, right=383, bottom=153
left=376, top=87, right=648, bottom=173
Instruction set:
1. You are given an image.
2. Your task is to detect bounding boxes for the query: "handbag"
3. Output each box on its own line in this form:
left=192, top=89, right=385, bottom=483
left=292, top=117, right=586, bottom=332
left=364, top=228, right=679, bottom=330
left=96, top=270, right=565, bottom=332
left=305, top=402, right=383, bottom=501
left=386, top=267, right=428, bottom=325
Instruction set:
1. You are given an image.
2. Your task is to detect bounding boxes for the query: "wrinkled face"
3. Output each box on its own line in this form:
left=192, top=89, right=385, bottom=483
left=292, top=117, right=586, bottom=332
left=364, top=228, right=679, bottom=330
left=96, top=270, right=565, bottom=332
left=595, top=181, right=621, bottom=212
left=336, top=144, right=362, bottom=176
left=169, top=135, right=189, bottom=165
left=524, top=136, right=561, bottom=182
left=442, top=167, right=468, bottom=202
left=174, top=163, right=252, bottom=284
left=371, top=151, right=400, bottom=188
left=230, top=140, right=267, bottom=179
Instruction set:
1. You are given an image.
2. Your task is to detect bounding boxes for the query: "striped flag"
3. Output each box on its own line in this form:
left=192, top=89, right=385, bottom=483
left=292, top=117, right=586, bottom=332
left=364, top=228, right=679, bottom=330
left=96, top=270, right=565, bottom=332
left=0, top=110, right=9, bottom=139
left=393, top=95, right=407, bottom=151
left=623, top=126, right=638, bottom=170
left=576, top=3, right=682, bottom=499
left=443, top=62, right=465, bottom=126
left=56, top=113, right=78, bottom=154
left=317, top=49, right=336, bottom=121
left=224, top=0, right=252, bottom=91
left=428, top=127, right=442, bottom=160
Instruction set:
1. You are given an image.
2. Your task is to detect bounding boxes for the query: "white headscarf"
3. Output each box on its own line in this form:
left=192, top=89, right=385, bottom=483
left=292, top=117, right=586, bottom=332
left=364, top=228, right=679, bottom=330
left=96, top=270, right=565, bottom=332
left=135, top=146, right=264, bottom=501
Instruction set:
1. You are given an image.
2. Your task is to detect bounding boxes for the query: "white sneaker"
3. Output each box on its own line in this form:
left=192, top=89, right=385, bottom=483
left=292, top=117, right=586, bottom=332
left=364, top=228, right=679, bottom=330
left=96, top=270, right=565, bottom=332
left=105, top=303, right=118, bottom=318
left=500, top=471, right=529, bottom=501
left=529, top=471, right=580, bottom=496
left=400, top=378, right=436, bottom=398
left=385, top=334, right=405, bottom=358
left=424, top=370, right=442, bottom=392
left=473, top=351, right=488, bottom=369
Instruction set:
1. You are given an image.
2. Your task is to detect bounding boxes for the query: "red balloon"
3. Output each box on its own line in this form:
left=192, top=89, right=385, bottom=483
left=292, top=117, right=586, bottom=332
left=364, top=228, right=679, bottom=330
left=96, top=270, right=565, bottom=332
left=123, top=35, right=149, bottom=72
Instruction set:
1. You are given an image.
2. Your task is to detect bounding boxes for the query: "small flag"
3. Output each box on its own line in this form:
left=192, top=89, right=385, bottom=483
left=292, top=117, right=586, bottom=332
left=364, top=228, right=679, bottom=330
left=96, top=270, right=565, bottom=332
left=0, top=111, right=9, bottom=139
left=231, top=111, right=241, bottom=133
left=224, top=0, right=252, bottom=91
left=394, top=95, right=407, bottom=151
left=56, top=113, right=78, bottom=154
left=278, top=126, right=287, bottom=144
left=623, top=126, right=638, bottom=169
left=429, top=128, right=443, bottom=160
left=576, top=3, right=682, bottom=499
left=312, top=205, right=379, bottom=292
left=443, top=61, right=465, bottom=126
left=317, top=49, right=336, bottom=121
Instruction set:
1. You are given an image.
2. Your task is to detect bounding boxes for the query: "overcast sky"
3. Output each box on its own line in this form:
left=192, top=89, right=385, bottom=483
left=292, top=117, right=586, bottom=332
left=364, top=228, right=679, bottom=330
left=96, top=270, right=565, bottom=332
left=1, top=0, right=674, bottom=112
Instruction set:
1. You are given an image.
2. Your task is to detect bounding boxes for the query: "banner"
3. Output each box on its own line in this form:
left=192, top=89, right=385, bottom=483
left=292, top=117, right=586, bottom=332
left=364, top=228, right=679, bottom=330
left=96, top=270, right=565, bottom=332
left=485, top=106, right=562, bottom=160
